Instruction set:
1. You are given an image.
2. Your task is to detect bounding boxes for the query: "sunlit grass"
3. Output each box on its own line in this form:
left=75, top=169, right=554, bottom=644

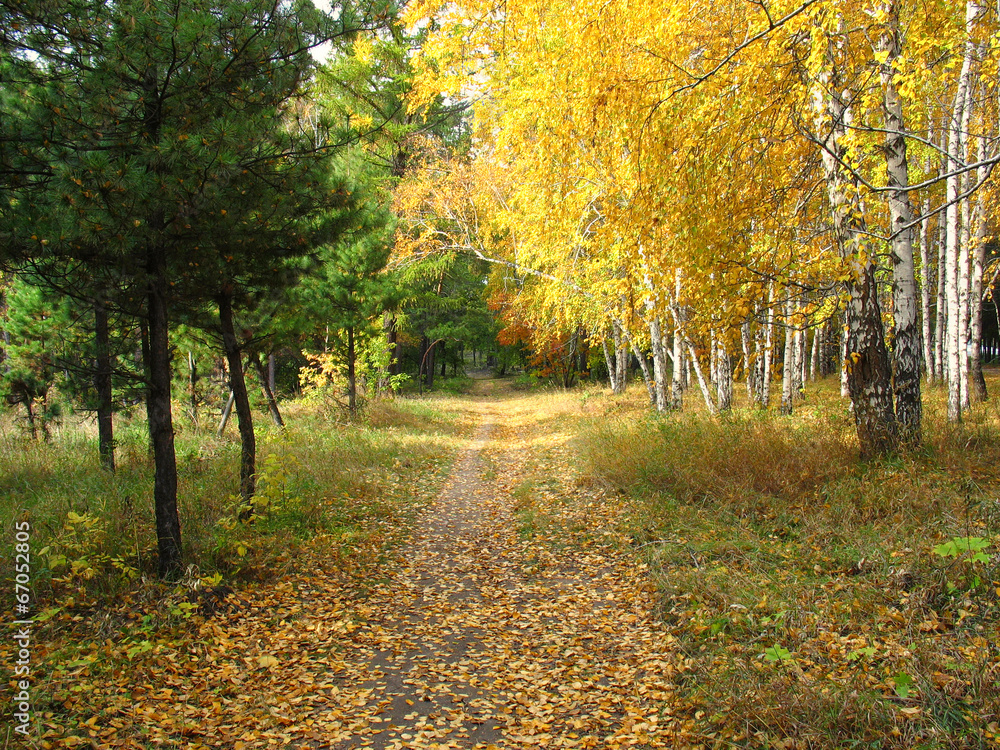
left=578, top=369, right=1000, bottom=749
left=0, top=394, right=468, bottom=603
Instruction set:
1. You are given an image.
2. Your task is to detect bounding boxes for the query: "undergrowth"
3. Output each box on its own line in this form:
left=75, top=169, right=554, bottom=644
left=0, top=394, right=467, bottom=741
left=580, top=376, right=1000, bottom=749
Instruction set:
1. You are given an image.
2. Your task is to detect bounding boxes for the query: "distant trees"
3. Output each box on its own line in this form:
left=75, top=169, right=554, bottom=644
left=0, top=0, right=383, bottom=576
left=404, top=0, right=1000, bottom=457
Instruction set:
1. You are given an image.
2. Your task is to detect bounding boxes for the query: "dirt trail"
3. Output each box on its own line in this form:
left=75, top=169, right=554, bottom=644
left=311, top=383, right=683, bottom=749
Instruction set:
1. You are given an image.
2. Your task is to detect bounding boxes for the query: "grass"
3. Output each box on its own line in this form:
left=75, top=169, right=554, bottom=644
left=0, top=391, right=468, bottom=647
left=3, top=401, right=462, bottom=578
left=4, top=371, right=999, bottom=748
left=0, top=389, right=479, bottom=746
left=578, top=372, right=1000, bottom=749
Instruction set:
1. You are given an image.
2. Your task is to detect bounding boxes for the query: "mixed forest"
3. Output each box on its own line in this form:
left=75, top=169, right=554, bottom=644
left=2, top=0, right=1000, bottom=747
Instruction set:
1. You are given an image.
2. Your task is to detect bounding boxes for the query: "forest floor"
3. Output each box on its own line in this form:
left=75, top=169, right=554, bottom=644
left=13, top=380, right=690, bottom=749
left=8, top=375, right=1000, bottom=749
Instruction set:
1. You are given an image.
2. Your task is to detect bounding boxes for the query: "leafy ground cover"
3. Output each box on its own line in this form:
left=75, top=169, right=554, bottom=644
left=0, top=395, right=469, bottom=746
left=579, top=374, right=1000, bottom=748
left=2, top=375, right=998, bottom=749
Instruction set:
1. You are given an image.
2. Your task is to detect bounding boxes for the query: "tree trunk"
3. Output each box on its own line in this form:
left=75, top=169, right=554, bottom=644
left=382, top=314, right=398, bottom=391
left=780, top=294, right=795, bottom=415
left=794, top=326, right=806, bottom=400
left=970, top=210, right=990, bottom=401
left=146, top=246, right=182, bottom=578
left=762, top=285, right=775, bottom=406
left=935, top=212, right=948, bottom=382
left=25, top=397, right=37, bottom=441
left=716, top=340, right=732, bottom=412
left=944, top=0, right=983, bottom=421
left=218, top=292, right=256, bottom=519
left=255, top=354, right=285, bottom=427
left=188, top=351, right=199, bottom=428
left=685, top=342, right=717, bottom=415
left=741, top=319, right=754, bottom=402
left=630, top=342, right=657, bottom=407
left=217, top=390, right=236, bottom=437
left=920, top=197, right=934, bottom=384
left=840, top=324, right=850, bottom=398
left=814, top=61, right=898, bottom=456
left=669, top=272, right=684, bottom=410
left=810, top=324, right=820, bottom=381
left=347, top=325, right=358, bottom=414
left=94, top=299, right=115, bottom=472
left=959, top=156, right=972, bottom=412
left=649, top=316, right=669, bottom=412
left=878, top=1, right=922, bottom=445
left=603, top=339, right=619, bottom=393
left=615, top=323, right=628, bottom=391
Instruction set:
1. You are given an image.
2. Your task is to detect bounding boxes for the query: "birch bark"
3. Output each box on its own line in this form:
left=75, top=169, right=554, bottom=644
left=935, top=214, right=948, bottom=382
left=780, top=293, right=795, bottom=415
left=944, top=0, right=983, bottom=421
left=814, top=58, right=898, bottom=455
left=878, top=0, right=922, bottom=443
left=716, top=340, right=732, bottom=412
left=920, top=197, right=933, bottom=384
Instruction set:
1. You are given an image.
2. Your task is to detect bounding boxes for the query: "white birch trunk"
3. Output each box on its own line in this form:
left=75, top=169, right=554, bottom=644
left=649, top=315, right=669, bottom=412
left=602, top=339, right=619, bottom=393
left=717, top=339, right=732, bottom=412
left=669, top=271, right=684, bottom=410
left=685, top=342, right=717, bottom=415
left=920, top=196, right=934, bottom=383
left=960, top=164, right=972, bottom=411
left=795, top=326, right=807, bottom=398
left=762, top=284, right=775, bottom=407
left=970, top=140, right=991, bottom=401
left=944, top=0, right=984, bottom=421
left=878, top=0, right=922, bottom=443
left=935, top=212, right=948, bottom=382
left=781, top=293, right=795, bottom=415
left=840, top=325, right=850, bottom=398
left=810, top=324, right=820, bottom=381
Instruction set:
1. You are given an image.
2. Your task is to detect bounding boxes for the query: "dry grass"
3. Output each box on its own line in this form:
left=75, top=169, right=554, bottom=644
left=577, top=371, right=1000, bottom=749
left=0, top=394, right=468, bottom=604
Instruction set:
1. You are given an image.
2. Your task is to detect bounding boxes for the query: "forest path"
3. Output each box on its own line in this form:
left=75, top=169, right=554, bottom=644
left=111, top=383, right=685, bottom=749
left=308, top=381, right=684, bottom=749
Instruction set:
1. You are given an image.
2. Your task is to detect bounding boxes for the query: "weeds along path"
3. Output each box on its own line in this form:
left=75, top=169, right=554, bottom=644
left=43, top=383, right=687, bottom=748
left=308, top=382, right=686, bottom=749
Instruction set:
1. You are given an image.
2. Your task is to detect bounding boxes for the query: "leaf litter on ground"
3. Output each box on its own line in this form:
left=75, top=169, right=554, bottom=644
left=13, top=384, right=694, bottom=749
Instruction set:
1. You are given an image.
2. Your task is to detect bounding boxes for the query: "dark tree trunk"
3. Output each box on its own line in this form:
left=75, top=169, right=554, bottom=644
left=425, top=337, right=435, bottom=389
left=146, top=246, right=182, bottom=578
left=188, top=351, right=199, bottom=428
left=217, top=389, right=236, bottom=437
left=347, top=325, right=358, bottom=415
left=218, top=292, right=256, bottom=519
left=845, top=262, right=899, bottom=458
left=25, top=396, right=37, bottom=441
left=254, top=354, right=284, bottom=427
left=440, top=342, right=446, bottom=378
left=94, top=299, right=115, bottom=472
